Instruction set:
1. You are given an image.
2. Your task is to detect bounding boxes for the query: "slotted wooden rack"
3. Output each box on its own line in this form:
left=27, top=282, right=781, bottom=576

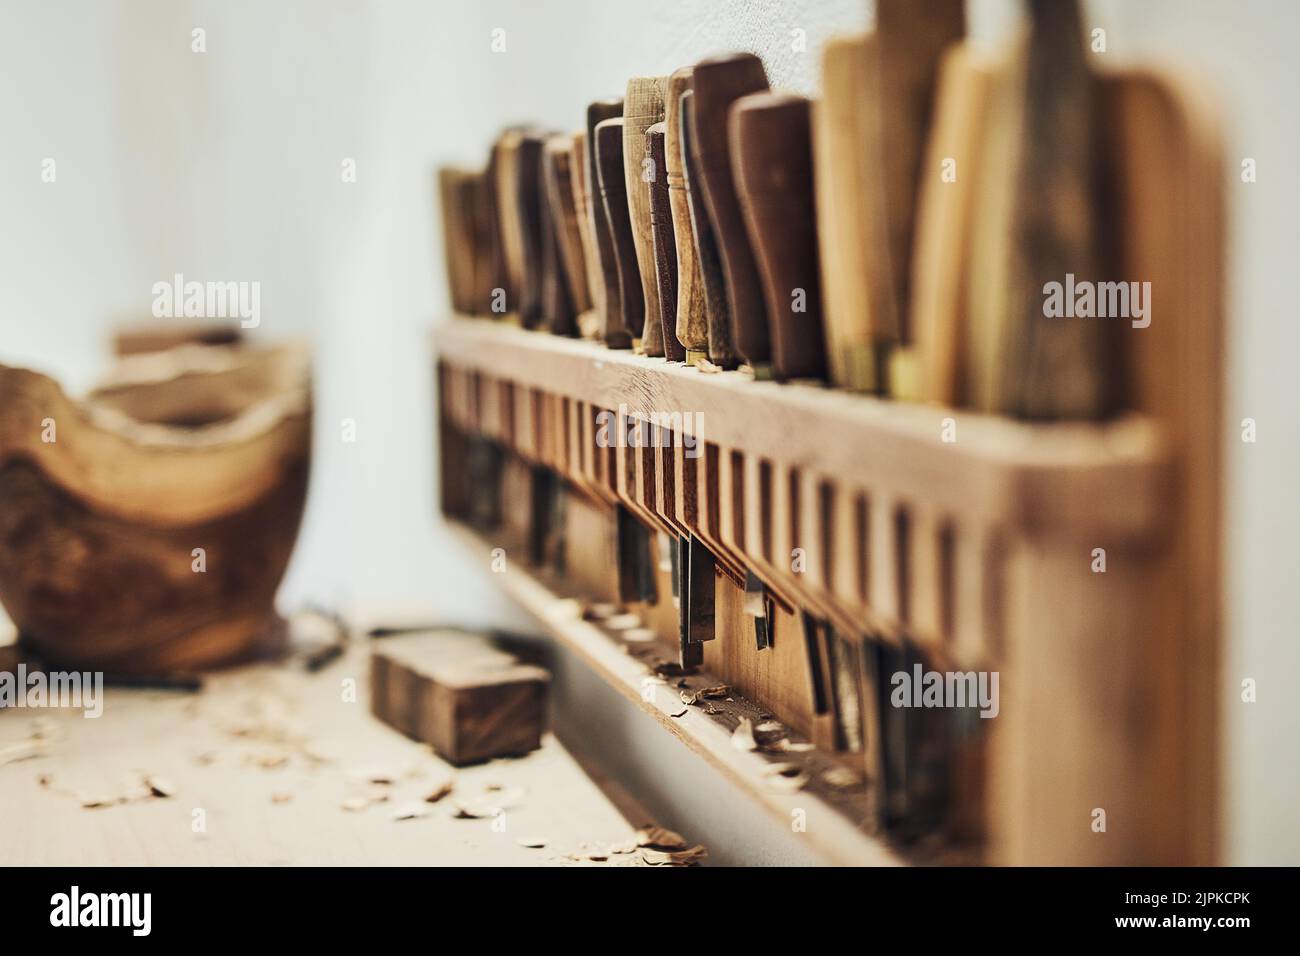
left=432, top=65, right=1223, bottom=865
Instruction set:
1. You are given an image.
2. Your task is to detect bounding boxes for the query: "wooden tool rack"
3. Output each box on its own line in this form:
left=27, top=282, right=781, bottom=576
left=433, top=65, right=1223, bottom=866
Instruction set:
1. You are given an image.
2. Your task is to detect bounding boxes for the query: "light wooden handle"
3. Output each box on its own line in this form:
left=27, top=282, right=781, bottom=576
left=730, top=93, right=827, bottom=381
left=623, top=76, right=669, bottom=356
left=877, top=0, right=965, bottom=355
left=815, top=34, right=892, bottom=391
left=570, top=131, right=604, bottom=339
left=910, top=45, right=996, bottom=406
left=666, top=68, right=709, bottom=362
left=690, top=52, right=772, bottom=373
left=492, top=130, right=527, bottom=320
left=647, top=122, right=686, bottom=362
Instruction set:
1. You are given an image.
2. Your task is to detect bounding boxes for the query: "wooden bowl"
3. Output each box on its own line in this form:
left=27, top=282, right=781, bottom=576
left=0, top=344, right=311, bottom=674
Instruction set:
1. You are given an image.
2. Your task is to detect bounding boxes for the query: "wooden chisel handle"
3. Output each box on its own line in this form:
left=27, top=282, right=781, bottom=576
left=665, top=68, right=709, bottom=363
left=539, top=141, right=577, bottom=336
left=730, top=93, right=827, bottom=380
left=876, top=0, right=965, bottom=360
left=544, top=135, right=592, bottom=319
left=516, top=132, right=548, bottom=329
left=815, top=34, right=892, bottom=391
left=1001, top=0, right=1114, bottom=420
left=624, top=76, right=669, bottom=356
left=595, top=118, right=642, bottom=349
left=570, top=131, right=605, bottom=338
left=690, top=52, right=772, bottom=375
left=647, top=122, right=686, bottom=362
left=679, top=89, right=736, bottom=368
left=492, top=129, right=526, bottom=319
left=586, top=98, right=629, bottom=347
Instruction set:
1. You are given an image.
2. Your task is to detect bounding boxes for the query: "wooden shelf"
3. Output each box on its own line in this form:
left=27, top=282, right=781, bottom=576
left=446, top=519, right=906, bottom=867
left=433, top=318, right=1168, bottom=544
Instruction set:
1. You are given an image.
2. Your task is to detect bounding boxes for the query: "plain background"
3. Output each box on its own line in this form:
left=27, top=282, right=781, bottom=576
left=0, top=0, right=1295, bottom=865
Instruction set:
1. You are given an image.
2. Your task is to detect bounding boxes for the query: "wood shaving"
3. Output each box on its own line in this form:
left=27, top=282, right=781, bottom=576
left=0, top=740, right=46, bottom=767
left=821, top=766, right=863, bottom=790
left=762, top=762, right=810, bottom=793
left=635, top=825, right=688, bottom=850
left=605, top=613, right=641, bottom=631
left=583, top=602, right=618, bottom=621
left=622, top=627, right=657, bottom=643
left=755, top=721, right=783, bottom=734
left=640, top=845, right=708, bottom=866
left=731, top=718, right=758, bottom=752
left=391, top=801, right=431, bottom=821
left=669, top=708, right=687, bottom=718
left=516, top=836, right=547, bottom=848
left=424, top=779, right=455, bottom=803
left=144, top=775, right=176, bottom=798
left=680, top=685, right=729, bottom=705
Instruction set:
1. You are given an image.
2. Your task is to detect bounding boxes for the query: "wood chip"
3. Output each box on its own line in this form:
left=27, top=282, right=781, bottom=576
left=762, top=762, right=810, bottom=793
left=392, top=801, right=431, bottom=821
left=640, top=845, right=708, bottom=866
left=144, top=775, right=176, bottom=798
left=424, top=779, right=455, bottom=803
left=731, top=718, right=758, bottom=752
left=635, top=825, right=688, bottom=850
left=583, top=602, right=618, bottom=621
left=0, top=740, right=46, bottom=767
left=669, top=708, right=688, bottom=718
left=821, top=766, right=863, bottom=790
left=516, top=836, right=547, bottom=848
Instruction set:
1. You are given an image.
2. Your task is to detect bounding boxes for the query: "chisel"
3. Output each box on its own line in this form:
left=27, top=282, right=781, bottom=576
left=624, top=76, right=670, bottom=356
left=543, top=135, right=592, bottom=321
left=515, top=131, right=549, bottom=329
left=647, top=122, right=686, bottom=362
left=570, top=131, right=605, bottom=339
left=876, top=0, right=965, bottom=397
left=539, top=140, right=577, bottom=336
left=595, top=118, right=642, bottom=350
left=679, top=90, right=736, bottom=368
left=690, top=53, right=772, bottom=375
left=813, top=34, right=893, bottom=391
left=585, top=99, right=629, bottom=347
left=909, top=44, right=997, bottom=407
left=665, top=68, right=709, bottom=365
left=730, top=92, right=827, bottom=381
left=492, top=129, right=527, bottom=321
left=972, top=0, right=1117, bottom=420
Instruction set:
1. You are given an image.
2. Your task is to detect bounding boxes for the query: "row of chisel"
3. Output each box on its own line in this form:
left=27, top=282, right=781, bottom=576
left=440, top=0, right=1120, bottom=420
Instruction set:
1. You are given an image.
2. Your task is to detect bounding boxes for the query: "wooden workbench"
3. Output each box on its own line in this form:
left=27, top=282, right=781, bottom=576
left=0, top=645, right=656, bottom=866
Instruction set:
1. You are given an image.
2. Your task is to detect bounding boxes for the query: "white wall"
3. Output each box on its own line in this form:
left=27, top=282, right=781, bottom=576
left=0, top=0, right=1295, bottom=864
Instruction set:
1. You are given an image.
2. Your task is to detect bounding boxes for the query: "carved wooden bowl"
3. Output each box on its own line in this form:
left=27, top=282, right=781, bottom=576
left=0, top=343, right=311, bottom=674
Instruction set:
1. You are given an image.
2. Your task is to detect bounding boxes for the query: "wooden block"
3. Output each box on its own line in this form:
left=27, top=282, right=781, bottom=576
left=371, top=632, right=550, bottom=765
